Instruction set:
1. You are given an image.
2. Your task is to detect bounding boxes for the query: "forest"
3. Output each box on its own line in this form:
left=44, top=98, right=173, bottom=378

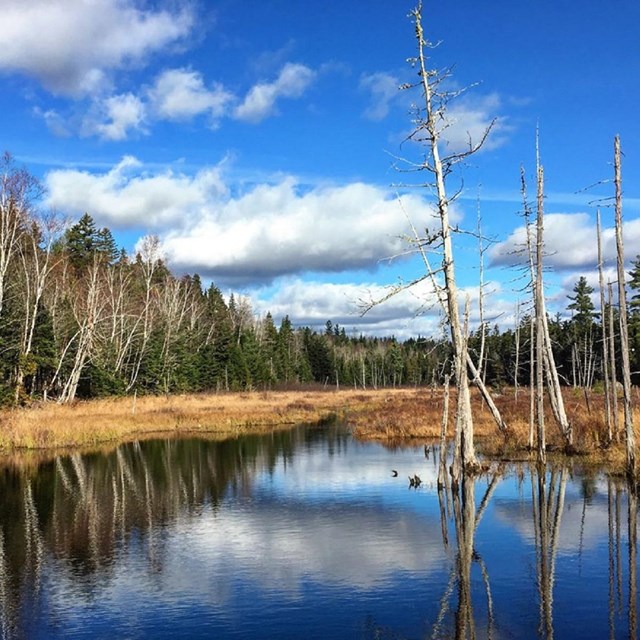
left=2, top=150, right=640, bottom=407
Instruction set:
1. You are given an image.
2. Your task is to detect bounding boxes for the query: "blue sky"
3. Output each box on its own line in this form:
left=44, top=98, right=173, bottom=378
left=2, top=0, right=640, bottom=337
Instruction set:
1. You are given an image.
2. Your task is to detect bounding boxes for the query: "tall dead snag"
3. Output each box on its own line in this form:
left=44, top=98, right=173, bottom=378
left=613, top=135, right=635, bottom=476
left=596, top=210, right=612, bottom=444
left=521, top=168, right=536, bottom=450
left=534, top=161, right=547, bottom=463
left=407, top=3, right=497, bottom=481
left=534, top=145, right=572, bottom=451
left=608, top=281, right=620, bottom=442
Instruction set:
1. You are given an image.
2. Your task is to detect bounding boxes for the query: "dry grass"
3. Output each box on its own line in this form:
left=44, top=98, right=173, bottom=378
left=0, top=388, right=407, bottom=452
left=350, top=386, right=640, bottom=473
left=1, top=386, right=637, bottom=473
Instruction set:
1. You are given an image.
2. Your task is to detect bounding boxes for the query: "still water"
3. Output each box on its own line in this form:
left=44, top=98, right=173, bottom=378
left=0, top=423, right=638, bottom=639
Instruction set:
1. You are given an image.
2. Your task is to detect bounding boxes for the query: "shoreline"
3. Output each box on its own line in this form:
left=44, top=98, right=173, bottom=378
left=0, top=387, right=636, bottom=472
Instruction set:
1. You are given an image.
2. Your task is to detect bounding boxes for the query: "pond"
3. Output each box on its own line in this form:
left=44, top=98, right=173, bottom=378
left=0, top=423, right=638, bottom=639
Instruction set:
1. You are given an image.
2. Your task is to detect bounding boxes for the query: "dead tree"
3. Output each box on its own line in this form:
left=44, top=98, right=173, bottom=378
left=534, top=161, right=547, bottom=462
left=520, top=166, right=538, bottom=451
left=405, top=3, right=507, bottom=481
left=613, top=136, right=635, bottom=475
left=534, top=144, right=572, bottom=450
left=608, top=281, right=621, bottom=442
left=409, top=4, right=479, bottom=481
left=596, top=210, right=612, bottom=443
left=362, top=3, right=507, bottom=479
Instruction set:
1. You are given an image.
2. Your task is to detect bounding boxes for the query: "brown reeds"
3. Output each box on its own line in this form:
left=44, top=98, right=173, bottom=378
left=0, top=388, right=407, bottom=452
left=0, top=386, right=637, bottom=473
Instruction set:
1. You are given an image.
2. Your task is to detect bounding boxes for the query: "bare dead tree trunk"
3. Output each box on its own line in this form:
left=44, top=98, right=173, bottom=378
left=438, top=373, right=451, bottom=491
left=514, top=300, right=521, bottom=403
left=411, top=5, right=484, bottom=480
left=535, top=145, right=572, bottom=449
left=535, top=162, right=546, bottom=463
left=608, top=281, right=620, bottom=442
left=521, top=166, right=537, bottom=451
left=613, top=135, right=635, bottom=476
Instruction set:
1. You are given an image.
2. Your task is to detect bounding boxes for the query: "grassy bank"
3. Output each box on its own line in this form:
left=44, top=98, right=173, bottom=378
left=0, top=387, right=636, bottom=471
left=0, top=388, right=408, bottom=452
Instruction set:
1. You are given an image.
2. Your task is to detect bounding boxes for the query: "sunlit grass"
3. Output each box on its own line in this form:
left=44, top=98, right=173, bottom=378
left=0, top=388, right=406, bottom=451
left=1, top=386, right=637, bottom=473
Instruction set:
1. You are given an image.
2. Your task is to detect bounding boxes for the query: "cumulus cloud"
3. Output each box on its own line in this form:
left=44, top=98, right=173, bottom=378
left=38, top=60, right=317, bottom=139
left=44, top=157, right=449, bottom=284
left=490, top=212, right=640, bottom=271
left=148, top=68, right=234, bottom=122
left=0, top=0, right=193, bottom=96
left=360, top=72, right=400, bottom=121
left=45, top=157, right=228, bottom=228
left=85, top=93, right=147, bottom=141
left=439, top=93, right=511, bottom=153
left=160, top=179, right=442, bottom=284
left=234, top=63, right=316, bottom=123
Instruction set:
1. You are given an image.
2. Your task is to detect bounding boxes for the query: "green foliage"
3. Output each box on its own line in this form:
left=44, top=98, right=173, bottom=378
left=567, top=276, right=596, bottom=328
left=4, top=187, right=640, bottom=403
left=64, top=213, right=118, bottom=271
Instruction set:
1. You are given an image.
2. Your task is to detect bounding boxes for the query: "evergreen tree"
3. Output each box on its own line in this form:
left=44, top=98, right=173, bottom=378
left=628, top=255, right=640, bottom=311
left=567, top=276, right=596, bottom=328
left=64, top=213, right=118, bottom=270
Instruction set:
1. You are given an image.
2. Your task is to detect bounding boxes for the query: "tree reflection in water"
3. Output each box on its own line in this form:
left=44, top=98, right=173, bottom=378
left=432, top=468, right=502, bottom=640
left=0, top=426, right=344, bottom=638
left=0, top=432, right=638, bottom=639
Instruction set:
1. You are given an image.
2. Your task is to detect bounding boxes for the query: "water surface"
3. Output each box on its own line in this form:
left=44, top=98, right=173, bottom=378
left=0, top=424, right=637, bottom=639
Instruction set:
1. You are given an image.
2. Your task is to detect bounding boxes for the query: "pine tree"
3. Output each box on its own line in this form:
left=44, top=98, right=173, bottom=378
left=628, top=255, right=640, bottom=311
left=567, top=276, right=596, bottom=329
left=64, top=213, right=118, bottom=271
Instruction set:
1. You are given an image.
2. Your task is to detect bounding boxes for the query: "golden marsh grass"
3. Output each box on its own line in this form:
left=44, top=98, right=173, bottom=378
left=0, top=386, right=636, bottom=472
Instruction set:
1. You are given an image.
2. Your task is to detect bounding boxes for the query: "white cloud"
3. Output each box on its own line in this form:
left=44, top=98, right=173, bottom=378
left=45, top=157, right=448, bottom=284
left=439, top=93, right=510, bottom=154
left=490, top=212, right=640, bottom=271
left=45, top=157, right=228, bottom=228
left=234, top=63, right=316, bottom=123
left=86, top=93, right=147, bottom=141
left=160, top=179, right=442, bottom=284
left=250, top=277, right=512, bottom=338
left=0, top=0, right=194, bottom=96
left=253, top=278, right=444, bottom=335
left=148, top=68, right=234, bottom=122
left=360, top=72, right=399, bottom=121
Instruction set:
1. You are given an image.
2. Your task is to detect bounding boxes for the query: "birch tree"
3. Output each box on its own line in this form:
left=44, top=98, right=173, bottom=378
left=14, top=212, right=64, bottom=401
left=0, top=154, right=40, bottom=319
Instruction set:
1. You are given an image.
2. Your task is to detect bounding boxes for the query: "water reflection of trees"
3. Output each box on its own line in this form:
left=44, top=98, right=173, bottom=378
left=431, top=462, right=639, bottom=640
left=531, top=464, right=567, bottom=639
left=432, top=468, right=502, bottom=640
left=0, top=424, right=349, bottom=638
left=1, top=434, right=639, bottom=640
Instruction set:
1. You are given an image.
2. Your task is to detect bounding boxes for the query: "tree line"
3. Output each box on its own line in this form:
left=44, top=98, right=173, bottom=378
left=1, top=173, right=639, bottom=408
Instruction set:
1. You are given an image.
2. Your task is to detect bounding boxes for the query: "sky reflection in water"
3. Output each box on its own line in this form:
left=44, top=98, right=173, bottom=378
left=0, top=424, right=637, bottom=639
